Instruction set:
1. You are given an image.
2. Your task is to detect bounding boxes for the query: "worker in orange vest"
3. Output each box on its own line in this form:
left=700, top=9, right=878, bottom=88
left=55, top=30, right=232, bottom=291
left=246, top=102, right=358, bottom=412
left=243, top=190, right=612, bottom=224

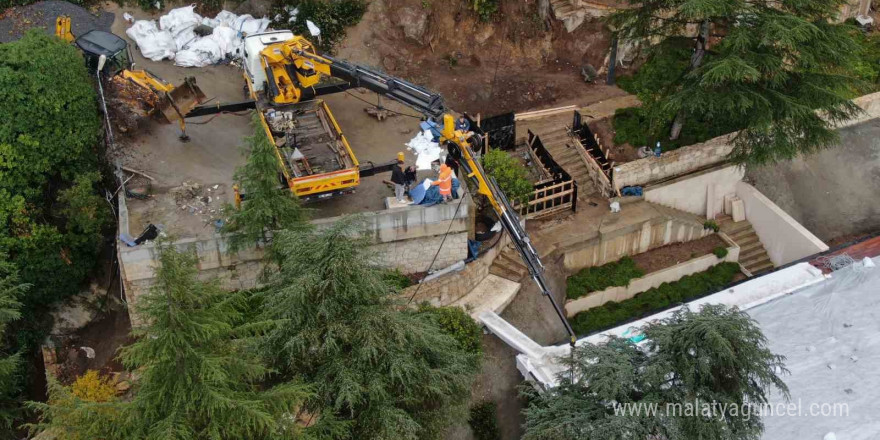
left=432, top=164, right=453, bottom=202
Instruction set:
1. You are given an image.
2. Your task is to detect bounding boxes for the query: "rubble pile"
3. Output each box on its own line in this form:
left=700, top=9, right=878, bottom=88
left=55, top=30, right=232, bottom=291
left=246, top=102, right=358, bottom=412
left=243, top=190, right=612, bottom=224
left=170, top=181, right=225, bottom=219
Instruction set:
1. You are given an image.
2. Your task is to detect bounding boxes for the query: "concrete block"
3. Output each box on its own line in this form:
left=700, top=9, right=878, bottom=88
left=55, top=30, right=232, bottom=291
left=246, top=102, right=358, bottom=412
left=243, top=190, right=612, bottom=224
left=731, top=199, right=746, bottom=222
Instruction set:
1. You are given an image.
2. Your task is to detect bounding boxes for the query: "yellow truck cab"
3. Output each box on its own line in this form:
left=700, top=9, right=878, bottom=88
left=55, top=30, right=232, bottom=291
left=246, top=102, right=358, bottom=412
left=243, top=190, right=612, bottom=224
left=242, top=31, right=359, bottom=201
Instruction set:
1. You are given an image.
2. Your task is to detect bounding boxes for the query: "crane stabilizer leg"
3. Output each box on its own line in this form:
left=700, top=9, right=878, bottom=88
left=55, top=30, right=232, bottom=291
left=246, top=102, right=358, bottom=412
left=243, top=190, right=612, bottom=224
left=451, top=140, right=578, bottom=348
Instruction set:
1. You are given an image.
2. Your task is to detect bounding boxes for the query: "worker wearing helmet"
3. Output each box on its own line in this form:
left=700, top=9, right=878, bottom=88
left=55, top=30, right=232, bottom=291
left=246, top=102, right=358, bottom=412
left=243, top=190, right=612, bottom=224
left=432, top=164, right=453, bottom=202
left=391, top=152, right=407, bottom=203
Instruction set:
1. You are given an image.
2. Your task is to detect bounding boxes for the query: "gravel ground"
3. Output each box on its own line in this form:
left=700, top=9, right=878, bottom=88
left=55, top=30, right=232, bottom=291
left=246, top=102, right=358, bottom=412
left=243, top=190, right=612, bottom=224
left=0, top=0, right=113, bottom=43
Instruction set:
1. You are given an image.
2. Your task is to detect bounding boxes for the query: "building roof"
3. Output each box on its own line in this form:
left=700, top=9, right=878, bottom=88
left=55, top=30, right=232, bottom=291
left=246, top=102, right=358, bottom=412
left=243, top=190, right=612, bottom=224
left=751, top=256, right=880, bottom=440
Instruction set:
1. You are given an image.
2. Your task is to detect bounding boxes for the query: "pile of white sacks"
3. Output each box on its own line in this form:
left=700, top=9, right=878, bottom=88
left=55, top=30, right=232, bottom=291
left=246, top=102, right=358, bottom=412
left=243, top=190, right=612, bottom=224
left=125, top=5, right=270, bottom=67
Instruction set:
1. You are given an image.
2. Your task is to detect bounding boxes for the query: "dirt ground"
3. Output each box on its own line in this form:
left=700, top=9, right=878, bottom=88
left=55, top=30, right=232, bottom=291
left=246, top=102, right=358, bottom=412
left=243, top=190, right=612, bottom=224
left=630, top=234, right=726, bottom=274
left=589, top=116, right=641, bottom=163
left=335, top=0, right=627, bottom=115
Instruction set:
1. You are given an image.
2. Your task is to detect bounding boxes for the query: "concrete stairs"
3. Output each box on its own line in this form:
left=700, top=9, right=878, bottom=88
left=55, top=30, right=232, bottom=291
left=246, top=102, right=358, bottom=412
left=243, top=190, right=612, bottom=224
left=536, top=127, right=597, bottom=195
left=489, top=244, right=530, bottom=281
left=717, top=215, right=775, bottom=275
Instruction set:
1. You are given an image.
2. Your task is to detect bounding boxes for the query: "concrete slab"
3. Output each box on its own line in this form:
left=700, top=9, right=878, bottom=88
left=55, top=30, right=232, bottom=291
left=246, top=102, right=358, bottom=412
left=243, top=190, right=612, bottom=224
left=454, top=274, right=521, bottom=320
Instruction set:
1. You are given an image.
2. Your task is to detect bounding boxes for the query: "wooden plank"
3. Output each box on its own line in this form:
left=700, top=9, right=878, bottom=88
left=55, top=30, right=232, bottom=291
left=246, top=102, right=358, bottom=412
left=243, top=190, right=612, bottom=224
left=515, top=105, right=577, bottom=121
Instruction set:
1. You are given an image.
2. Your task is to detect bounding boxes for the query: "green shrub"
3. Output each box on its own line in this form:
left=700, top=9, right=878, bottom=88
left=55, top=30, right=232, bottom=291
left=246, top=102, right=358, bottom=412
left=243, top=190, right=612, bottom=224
left=468, top=400, right=501, bottom=440
left=481, top=149, right=534, bottom=206
left=419, top=305, right=483, bottom=356
left=566, top=257, right=644, bottom=300
left=712, top=246, right=728, bottom=259
left=469, top=0, right=499, bottom=22
left=382, top=268, right=413, bottom=290
left=271, top=0, right=367, bottom=52
left=703, top=220, right=720, bottom=232
left=571, top=262, right=741, bottom=335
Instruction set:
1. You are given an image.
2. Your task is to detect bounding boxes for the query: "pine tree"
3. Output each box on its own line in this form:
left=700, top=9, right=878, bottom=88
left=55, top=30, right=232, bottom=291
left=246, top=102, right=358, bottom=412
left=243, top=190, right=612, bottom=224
left=262, top=218, right=480, bottom=440
left=222, top=114, right=307, bottom=252
left=609, top=0, right=867, bottom=164
left=29, top=244, right=314, bottom=440
left=0, top=259, right=26, bottom=432
left=522, top=304, right=788, bottom=440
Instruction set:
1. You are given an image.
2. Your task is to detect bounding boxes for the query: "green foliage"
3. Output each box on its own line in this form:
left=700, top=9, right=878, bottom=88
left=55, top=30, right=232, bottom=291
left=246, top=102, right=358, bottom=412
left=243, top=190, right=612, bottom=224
left=713, top=246, right=729, bottom=259
left=28, top=244, right=316, bottom=440
left=612, top=39, right=742, bottom=151
left=0, top=260, right=26, bottom=432
left=469, top=0, right=498, bottom=22
left=703, top=219, right=720, bottom=232
left=261, top=218, right=480, bottom=440
left=848, top=27, right=880, bottom=88
left=271, top=0, right=368, bottom=52
left=570, top=262, right=740, bottom=335
left=382, top=268, right=413, bottom=290
left=0, top=32, right=107, bottom=426
left=523, top=304, right=788, bottom=440
left=609, top=0, right=868, bottom=165
left=418, top=304, right=483, bottom=356
left=222, top=114, right=307, bottom=252
left=468, top=401, right=500, bottom=440
left=481, top=149, right=533, bottom=206
left=566, top=257, right=644, bottom=300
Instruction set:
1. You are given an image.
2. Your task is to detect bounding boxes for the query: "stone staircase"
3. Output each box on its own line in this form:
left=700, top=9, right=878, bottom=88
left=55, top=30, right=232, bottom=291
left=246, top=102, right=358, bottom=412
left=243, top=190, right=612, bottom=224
left=489, top=244, right=530, bottom=282
left=534, top=127, right=596, bottom=196
left=717, top=215, right=775, bottom=275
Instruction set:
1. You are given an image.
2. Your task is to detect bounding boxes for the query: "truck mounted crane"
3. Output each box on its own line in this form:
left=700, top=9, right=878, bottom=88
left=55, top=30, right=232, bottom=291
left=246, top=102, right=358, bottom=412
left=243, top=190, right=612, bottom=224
left=188, top=31, right=578, bottom=346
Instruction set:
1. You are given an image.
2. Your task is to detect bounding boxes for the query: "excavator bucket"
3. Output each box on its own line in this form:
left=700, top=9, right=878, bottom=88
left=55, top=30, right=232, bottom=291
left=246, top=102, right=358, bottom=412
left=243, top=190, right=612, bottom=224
left=154, top=77, right=207, bottom=124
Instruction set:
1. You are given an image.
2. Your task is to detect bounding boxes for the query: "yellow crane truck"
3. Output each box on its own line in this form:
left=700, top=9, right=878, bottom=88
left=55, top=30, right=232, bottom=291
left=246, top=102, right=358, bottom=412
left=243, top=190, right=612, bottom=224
left=188, top=30, right=445, bottom=202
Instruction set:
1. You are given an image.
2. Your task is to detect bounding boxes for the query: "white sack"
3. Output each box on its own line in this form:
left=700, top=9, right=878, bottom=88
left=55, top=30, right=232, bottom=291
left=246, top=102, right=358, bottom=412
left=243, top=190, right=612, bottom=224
left=159, top=5, right=202, bottom=36
left=406, top=130, right=443, bottom=170
left=306, top=20, right=320, bottom=36
left=126, top=20, right=176, bottom=61
left=214, top=10, right=238, bottom=27
left=210, top=26, right=239, bottom=56
left=174, top=36, right=223, bottom=67
left=231, top=14, right=270, bottom=35
left=173, top=27, right=198, bottom=50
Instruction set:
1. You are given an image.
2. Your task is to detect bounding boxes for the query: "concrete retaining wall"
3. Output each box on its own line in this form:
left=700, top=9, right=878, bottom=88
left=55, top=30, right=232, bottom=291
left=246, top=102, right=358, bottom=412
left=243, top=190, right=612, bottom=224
left=735, top=182, right=828, bottom=266
left=612, top=134, right=734, bottom=189
left=563, top=208, right=710, bottom=271
left=644, top=165, right=744, bottom=218
left=403, top=232, right=510, bottom=306
left=613, top=92, right=880, bottom=190
left=564, top=233, right=740, bottom=317
left=119, top=194, right=472, bottom=321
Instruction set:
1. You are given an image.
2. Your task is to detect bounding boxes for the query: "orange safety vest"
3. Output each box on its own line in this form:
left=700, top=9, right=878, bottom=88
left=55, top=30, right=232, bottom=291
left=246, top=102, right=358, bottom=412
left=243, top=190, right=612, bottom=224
left=432, top=168, right=453, bottom=195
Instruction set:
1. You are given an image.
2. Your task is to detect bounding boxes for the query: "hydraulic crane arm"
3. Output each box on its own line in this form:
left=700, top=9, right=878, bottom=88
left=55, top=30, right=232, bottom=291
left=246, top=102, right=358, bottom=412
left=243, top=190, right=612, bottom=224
left=437, top=117, right=577, bottom=346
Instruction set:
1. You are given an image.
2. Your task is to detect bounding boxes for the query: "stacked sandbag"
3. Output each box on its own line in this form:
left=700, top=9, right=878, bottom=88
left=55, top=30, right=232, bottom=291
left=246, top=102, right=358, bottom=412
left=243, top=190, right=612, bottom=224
left=125, top=5, right=271, bottom=67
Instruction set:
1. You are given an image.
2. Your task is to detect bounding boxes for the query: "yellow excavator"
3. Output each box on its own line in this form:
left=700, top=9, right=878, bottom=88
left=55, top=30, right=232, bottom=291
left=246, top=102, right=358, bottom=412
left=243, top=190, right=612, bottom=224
left=55, top=16, right=206, bottom=139
left=188, top=31, right=578, bottom=345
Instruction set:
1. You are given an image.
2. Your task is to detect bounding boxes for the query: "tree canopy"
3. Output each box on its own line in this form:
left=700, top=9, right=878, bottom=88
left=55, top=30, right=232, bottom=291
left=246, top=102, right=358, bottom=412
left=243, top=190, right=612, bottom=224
left=261, top=219, right=480, bottom=440
left=0, top=259, right=26, bottom=431
left=609, top=0, right=868, bottom=164
left=522, top=304, right=788, bottom=440
left=29, top=244, right=317, bottom=440
left=221, top=114, right=306, bottom=252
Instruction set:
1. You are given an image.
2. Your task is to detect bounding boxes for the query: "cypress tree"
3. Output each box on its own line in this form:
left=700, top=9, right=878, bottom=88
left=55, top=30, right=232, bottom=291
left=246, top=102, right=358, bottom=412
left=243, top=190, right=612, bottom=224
left=609, top=0, right=867, bottom=164
left=222, top=114, right=307, bottom=252
left=522, top=304, right=788, bottom=440
left=262, top=218, right=480, bottom=440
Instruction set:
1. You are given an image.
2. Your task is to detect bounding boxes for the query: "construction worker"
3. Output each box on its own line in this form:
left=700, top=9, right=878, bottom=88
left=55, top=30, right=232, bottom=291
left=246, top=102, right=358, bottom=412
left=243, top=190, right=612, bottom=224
left=432, top=164, right=453, bottom=202
left=391, top=152, right=407, bottom=203
left=455, top=114, right=471, bottom=132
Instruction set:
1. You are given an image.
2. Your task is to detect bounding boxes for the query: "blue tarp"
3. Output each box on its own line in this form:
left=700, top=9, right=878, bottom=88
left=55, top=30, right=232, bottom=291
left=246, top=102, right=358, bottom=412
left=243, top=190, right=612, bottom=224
left=409, top=177, right=460, bottom=206
left=621, top=186, right=643, bottom=196
left=419, top=120, right=443, bottom=140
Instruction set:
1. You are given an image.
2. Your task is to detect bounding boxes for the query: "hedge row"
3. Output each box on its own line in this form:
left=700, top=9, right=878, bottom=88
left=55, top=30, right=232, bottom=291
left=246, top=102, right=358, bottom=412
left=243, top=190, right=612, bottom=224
left=571, top=262, right=741, bottom=336
left=566, top=257, right=644, bottom=300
